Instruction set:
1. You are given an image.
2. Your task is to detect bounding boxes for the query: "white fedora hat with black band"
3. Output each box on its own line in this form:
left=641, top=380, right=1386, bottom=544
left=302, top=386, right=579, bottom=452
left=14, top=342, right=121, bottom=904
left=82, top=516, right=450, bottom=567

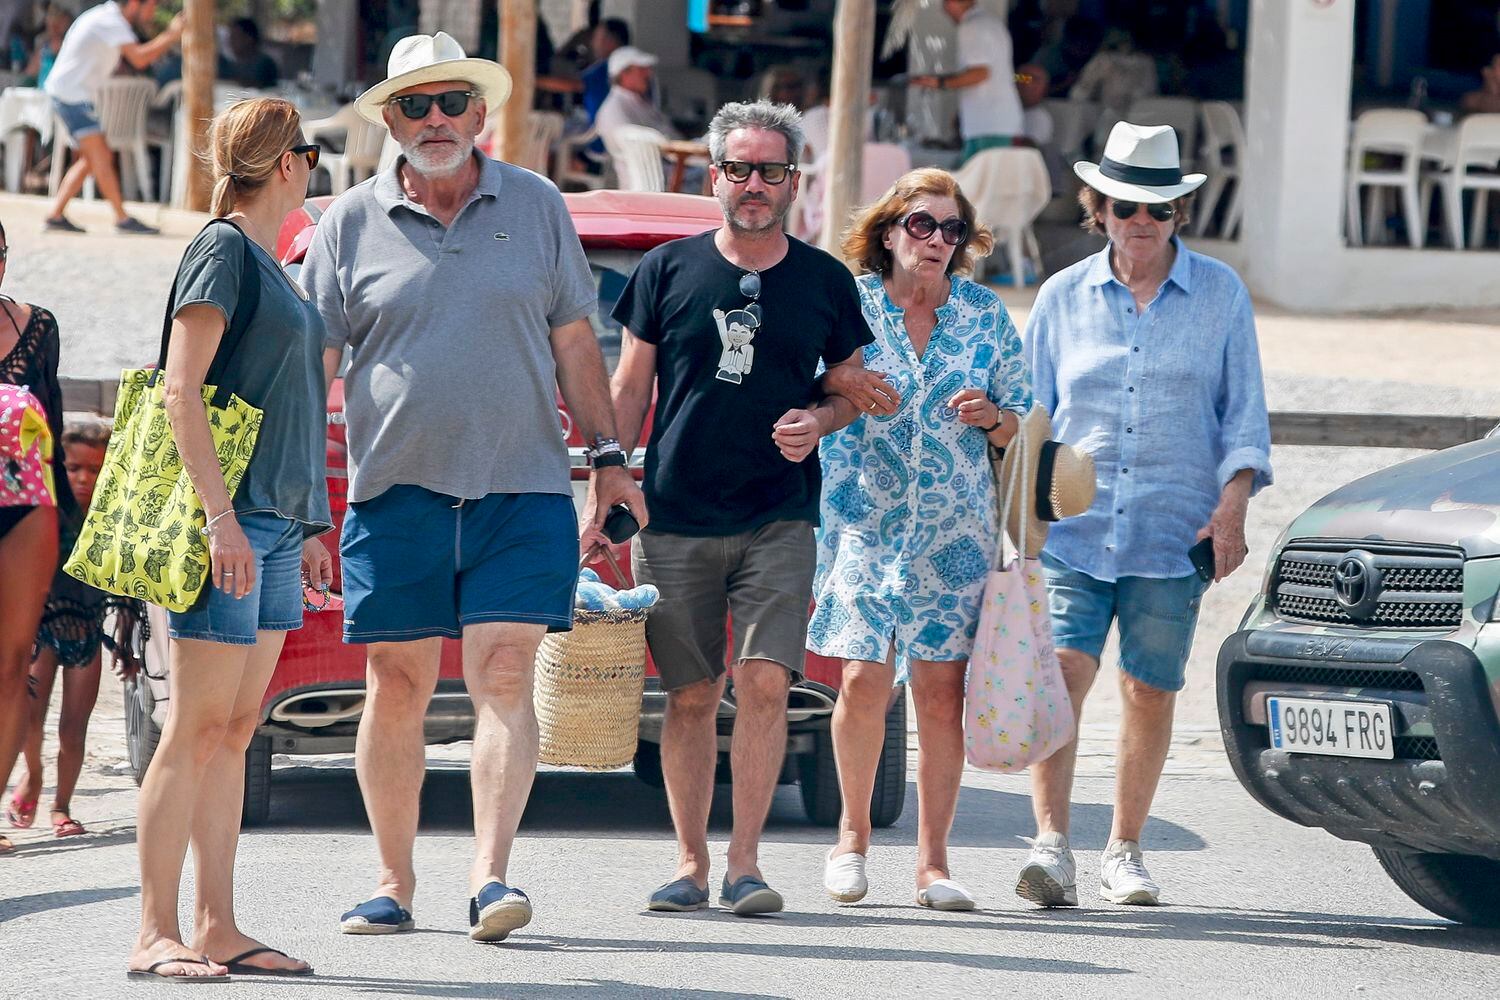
left=355, top=31, right=512, bottom=126
left=1073, top=121, right=1206, bottom=204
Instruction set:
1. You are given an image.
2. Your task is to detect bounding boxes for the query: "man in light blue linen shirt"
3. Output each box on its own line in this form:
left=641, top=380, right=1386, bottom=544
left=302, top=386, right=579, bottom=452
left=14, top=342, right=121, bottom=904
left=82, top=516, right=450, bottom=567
left=1015, top=122, right=1272, bottom=910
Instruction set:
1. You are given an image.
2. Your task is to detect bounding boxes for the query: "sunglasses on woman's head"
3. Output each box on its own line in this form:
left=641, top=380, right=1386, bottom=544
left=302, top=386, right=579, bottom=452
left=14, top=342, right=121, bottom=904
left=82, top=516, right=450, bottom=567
left=1111, top=200, right=1175, bottom=222
left=739, top=270, right=763, bottom=324
left=899, top=210, right=968, bottom=246
left=289, top=143, right=319, bottom=171
left=389, top=89, right=477, bottom=120
left=717, top=160, right=795, bottom=185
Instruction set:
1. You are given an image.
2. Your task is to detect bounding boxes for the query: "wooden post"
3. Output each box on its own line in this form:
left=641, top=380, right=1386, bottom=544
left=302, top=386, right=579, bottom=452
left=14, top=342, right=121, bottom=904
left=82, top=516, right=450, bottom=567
left=820, top=0, right=875, bottom=259
left=182, top=0, right=216, bottom=212
left=497, top=0, right=537, bottom=165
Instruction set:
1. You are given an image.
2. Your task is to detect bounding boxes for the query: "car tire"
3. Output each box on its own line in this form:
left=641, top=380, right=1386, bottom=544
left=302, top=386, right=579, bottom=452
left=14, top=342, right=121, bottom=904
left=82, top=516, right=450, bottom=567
left=1373, top=847, right=1500, bottom=926
left=242, top=735, right=273, bottom=827
left=123, top=672, right=161, bottom=788
left=633, top=740, right=665, bottom=788
left=799, top=689, right=907, bottom=828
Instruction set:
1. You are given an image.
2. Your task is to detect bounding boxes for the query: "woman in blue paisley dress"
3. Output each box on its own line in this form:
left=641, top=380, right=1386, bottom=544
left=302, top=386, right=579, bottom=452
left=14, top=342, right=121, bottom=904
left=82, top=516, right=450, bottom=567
left=812, top=168, right=1032, bottom=909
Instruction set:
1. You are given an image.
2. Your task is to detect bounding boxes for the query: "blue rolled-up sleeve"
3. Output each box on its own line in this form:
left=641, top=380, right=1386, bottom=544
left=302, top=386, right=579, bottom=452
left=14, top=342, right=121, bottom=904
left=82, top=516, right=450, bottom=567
left=1021, top=290, right=1058, bottom=415
left=1214, top=286, right=1273, bottom=495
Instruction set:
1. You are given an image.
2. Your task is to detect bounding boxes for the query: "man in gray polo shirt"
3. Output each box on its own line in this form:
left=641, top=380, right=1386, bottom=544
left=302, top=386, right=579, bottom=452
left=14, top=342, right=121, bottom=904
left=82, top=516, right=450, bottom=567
left=301, top=32, right=645, bottom=944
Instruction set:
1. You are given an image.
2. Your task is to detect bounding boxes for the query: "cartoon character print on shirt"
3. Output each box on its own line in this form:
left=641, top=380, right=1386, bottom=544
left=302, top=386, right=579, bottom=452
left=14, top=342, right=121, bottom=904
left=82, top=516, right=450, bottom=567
left=712, top=307, right=758, bottom=384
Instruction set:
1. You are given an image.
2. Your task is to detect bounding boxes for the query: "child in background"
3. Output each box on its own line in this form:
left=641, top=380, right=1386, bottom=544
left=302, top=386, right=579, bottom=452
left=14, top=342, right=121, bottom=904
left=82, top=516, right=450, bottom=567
left=6, top=417, right=140, bottom=838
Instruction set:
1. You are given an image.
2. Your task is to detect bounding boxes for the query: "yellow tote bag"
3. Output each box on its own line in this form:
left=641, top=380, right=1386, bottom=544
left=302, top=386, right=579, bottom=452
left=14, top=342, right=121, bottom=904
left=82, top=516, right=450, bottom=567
left=64, top=221, right=264, bottom=612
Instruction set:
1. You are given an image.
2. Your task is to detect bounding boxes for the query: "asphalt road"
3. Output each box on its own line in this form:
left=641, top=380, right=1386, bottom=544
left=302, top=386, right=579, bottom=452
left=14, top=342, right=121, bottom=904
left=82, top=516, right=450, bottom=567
left=5, top=723, right=1500, bottom=999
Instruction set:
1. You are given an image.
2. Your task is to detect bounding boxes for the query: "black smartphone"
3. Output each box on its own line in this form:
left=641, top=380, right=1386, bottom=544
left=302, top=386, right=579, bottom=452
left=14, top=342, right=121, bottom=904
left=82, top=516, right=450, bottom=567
left=1189, top=537, right=1216, bottom=582
left=603, top=504, right=641, bottom=544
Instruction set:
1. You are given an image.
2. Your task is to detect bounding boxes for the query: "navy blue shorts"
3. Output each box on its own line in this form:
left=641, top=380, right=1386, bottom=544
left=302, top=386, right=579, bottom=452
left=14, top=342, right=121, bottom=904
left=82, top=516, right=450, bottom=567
left=339, top=486, right=578, bottom=644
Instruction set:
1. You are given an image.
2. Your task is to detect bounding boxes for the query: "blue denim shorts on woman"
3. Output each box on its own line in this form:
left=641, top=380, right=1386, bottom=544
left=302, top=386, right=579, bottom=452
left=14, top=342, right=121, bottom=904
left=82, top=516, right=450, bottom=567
left=51, top=98, right=102, bottom=142
left=1038, top=550, right=1208, bottom=693
left=167, top=512, right=306, bottom=646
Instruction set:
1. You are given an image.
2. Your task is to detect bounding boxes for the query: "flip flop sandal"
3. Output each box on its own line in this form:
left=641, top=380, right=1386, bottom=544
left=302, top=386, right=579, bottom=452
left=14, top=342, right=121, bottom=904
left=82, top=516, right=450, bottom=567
left=916, top=878, right=977, bottom=911
left=53, top=817, right=87, bottom=838
left=125, top=958, right=230, bottom=982
left=215, top=947, right=313, bottom=977
left=7, top=795, right=37, bottom=829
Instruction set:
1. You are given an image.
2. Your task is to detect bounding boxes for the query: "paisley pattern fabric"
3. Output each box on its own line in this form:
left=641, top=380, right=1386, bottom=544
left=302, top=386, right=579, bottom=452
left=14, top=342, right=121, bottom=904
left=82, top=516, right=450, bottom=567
left=807, top=273, right=1032, bottom=683
left=62, top=368, right=262, bottom=612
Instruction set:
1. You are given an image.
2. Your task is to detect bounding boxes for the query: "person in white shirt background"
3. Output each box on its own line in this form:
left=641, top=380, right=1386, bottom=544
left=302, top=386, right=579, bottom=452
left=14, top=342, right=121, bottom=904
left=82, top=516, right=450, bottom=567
left=43, top=0, right=183, bottom=235
left=594, top=45, right=679, bottom=146
left=910, top=0, right=1025, bottom=164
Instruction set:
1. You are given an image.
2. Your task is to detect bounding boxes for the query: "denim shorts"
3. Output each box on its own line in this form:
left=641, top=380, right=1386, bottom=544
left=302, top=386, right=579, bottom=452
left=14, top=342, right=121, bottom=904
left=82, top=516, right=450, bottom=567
left=52, top=98, right=101, bottom=142
left=1038, top=550, right=1207, bottom=693
left=339, top=486, right=578, bottom=644
left=167, top=512, right=306, bottom=645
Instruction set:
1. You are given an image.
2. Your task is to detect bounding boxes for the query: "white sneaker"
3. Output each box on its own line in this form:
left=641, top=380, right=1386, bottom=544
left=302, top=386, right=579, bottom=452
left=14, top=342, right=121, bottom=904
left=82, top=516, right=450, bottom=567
left=1098, top=839, right=1162, bottom=905
left=1014, top=831, right=1077, bottom=907
left=824, top=849, right=868, bottom=903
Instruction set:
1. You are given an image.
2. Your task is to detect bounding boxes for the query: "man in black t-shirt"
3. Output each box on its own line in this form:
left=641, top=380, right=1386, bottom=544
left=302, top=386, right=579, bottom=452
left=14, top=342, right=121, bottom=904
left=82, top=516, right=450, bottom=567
left=606, top=100, right=871, bottom=917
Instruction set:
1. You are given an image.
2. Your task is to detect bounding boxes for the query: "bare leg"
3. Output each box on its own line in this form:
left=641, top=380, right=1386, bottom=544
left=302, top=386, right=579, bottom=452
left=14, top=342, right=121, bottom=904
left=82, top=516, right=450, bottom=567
left=130, top=636, right=247, bottom=978
left=910, top=660, right=966, bottom=891
left=1027, top=648, right=1100, bottom=838
left=186, top=631, right=307, bottom=972
left=725, top=658, right=789, bottom=882
left=462, top=621, right=546, bottom=893
left=830, top=656, right=896, bottom=858
left=354, top=639, right=441, bottom=909
left=62, top=133, right=129, bottom=222
left=660, top=674, right=727, bottom=888
left=11, top=648, right=59, bottom=815
left=0, top=507, right=57, bottom=805
left=51, top=650, right=102, bottom=822
left=47, top=154, right=92, bottom=221
left=1110, top=672, right=1176, bottom=844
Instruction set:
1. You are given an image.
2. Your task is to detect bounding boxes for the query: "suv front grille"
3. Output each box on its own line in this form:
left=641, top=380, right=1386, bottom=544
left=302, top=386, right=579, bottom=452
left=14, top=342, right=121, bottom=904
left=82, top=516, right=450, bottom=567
left=1248, top=663, right=1425, bottom=691
left=1271, top=541, right=1464, bottom=630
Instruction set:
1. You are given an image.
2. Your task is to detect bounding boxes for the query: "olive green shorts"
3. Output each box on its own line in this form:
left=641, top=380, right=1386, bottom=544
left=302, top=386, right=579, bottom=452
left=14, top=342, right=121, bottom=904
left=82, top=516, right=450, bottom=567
left=631, top=520, right=816, bottom=691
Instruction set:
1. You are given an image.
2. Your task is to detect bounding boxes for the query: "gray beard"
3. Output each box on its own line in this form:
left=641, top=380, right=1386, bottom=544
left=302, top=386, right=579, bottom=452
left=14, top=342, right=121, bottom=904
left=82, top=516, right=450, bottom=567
left=723, top=196, right=789, bottom=234
left=403, top=137, right=474, bottom=177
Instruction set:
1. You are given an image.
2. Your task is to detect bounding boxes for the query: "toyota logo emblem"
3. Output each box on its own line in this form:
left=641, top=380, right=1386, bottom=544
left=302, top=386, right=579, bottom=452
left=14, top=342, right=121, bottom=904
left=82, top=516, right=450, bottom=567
left=1332, top=551, right=1382, bottom=619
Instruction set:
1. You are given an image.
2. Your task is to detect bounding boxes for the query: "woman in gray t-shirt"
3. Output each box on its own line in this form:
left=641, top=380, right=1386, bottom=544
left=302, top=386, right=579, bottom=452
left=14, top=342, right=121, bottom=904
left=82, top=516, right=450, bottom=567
left=127, top=98, right=329, bottom=982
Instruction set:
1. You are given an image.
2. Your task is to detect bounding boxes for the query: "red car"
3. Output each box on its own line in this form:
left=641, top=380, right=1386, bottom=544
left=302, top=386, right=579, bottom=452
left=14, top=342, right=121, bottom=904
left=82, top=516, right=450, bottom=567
left=124, top=190, right=905, bottom=828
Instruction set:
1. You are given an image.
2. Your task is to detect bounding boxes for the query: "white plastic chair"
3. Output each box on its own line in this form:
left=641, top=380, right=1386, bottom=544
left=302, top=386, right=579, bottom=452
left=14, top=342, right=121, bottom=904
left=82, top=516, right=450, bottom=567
left=557, top=122, right=608, bottom=190
left=1194, top=100, right=1246, bottom=238
left=1421, top=113, right=1500, bottom=249
left=1125, top=96, right=1200, bottom=171
left=306, top=103, right=386, bottom=195
left=953, top=147, right=1051, bottom=288
left=1346, top=109, right=1429, bottom=247
left=521, top=110, right=564, bottom=177
left=603, top=124, right=668, bottom=192
left=1041, top=97, right=1099, bottom=162
left=145, top=79, right=181, bottom=204
left=67, top=77, right=158, bottom=202
left=798, top=142, right=913, bottom=245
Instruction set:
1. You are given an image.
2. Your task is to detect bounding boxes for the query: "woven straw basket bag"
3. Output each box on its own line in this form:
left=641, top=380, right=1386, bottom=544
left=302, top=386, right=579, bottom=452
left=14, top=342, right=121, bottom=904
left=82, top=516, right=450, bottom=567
left=533, top=607, right=648, bottom=769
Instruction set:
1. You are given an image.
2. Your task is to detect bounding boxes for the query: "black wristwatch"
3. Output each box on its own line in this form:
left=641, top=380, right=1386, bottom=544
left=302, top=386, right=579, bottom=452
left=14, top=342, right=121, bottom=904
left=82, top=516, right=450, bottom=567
left=587, top=436, right=627, bottom=469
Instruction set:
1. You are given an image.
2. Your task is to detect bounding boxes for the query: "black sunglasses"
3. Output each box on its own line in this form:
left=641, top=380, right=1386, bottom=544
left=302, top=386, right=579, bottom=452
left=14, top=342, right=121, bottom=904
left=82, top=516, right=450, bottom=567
left=1111, top=200, right=1176, bottom=222
left=289, top=143, right=319, bottom=171
left=0, top=246, right=8, bottom=262
left=717, top=160, right=795, bottom=185
left=738, top=270, right=763, bottom=324
left=389, top=89, right=477, bottom=120
left=900, top=210, right=968, bottom=246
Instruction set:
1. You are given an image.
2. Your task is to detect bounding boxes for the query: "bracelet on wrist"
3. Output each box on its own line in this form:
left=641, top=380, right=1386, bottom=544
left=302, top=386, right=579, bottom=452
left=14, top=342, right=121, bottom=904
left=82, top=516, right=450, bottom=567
left=592, top=451, right=628, bottom=470
left=980, top=418, right=1003, bottom=434
left=200, top=509, right=237, bottom=537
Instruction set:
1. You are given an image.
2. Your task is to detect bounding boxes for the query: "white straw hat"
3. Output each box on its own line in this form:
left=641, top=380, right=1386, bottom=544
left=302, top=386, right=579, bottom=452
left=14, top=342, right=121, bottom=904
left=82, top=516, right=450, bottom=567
left=997, top=406, right=1097, bottom=558
left=355, top=32, right=512, bottom=126
left=1073, top=121, right=1206, bottom=204
left=607, top=46, right=658, bottom=81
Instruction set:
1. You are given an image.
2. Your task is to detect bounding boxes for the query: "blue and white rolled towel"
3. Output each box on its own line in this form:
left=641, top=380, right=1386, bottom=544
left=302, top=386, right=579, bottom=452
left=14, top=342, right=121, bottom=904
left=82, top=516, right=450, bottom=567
left=576, top=567, right=659, bottom=612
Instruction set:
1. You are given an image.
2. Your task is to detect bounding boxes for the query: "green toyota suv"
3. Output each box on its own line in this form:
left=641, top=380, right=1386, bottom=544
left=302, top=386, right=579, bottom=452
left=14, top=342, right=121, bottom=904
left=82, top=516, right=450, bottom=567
left=1217, top=435, right=1500, bottom=926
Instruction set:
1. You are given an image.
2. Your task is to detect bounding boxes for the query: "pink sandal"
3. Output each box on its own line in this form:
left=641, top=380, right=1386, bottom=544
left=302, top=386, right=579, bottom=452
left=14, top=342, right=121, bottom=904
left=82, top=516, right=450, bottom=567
left=53, top=815, right=86, bottom=838
left=6, top=794, right=37, bottom=829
